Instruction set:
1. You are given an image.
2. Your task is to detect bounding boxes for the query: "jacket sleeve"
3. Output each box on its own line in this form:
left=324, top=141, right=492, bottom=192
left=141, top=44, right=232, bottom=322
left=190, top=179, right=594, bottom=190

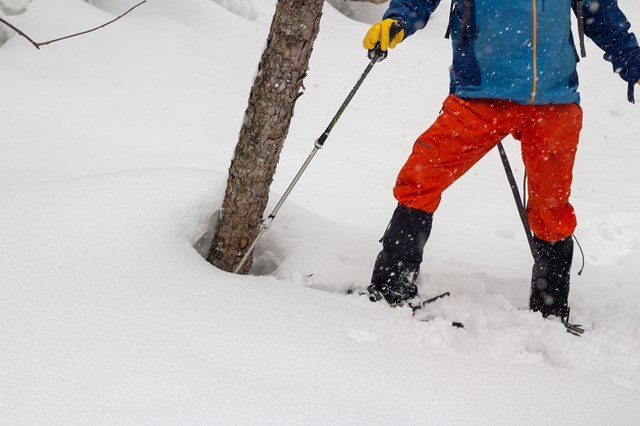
left=582, top=0, right=640, bottom=83
left=383, top=0, right=442, bottom=37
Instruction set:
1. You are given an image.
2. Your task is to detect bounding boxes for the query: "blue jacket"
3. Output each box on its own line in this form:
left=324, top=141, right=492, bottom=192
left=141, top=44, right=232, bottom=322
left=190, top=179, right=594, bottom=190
left=384, top=0, right=640, bottom=104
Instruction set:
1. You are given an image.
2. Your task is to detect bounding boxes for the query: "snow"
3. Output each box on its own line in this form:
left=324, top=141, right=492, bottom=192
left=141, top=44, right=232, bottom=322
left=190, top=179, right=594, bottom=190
left=0, top=0, right=31, bottom=16
left=209, top=0, right=273, bottom=22
left=1, top=0, right=640, bottom=423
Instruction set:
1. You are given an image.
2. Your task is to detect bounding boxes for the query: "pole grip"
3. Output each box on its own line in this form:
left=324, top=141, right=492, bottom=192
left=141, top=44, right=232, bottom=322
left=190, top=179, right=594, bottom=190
left=368, top=21, right=405, bottom=62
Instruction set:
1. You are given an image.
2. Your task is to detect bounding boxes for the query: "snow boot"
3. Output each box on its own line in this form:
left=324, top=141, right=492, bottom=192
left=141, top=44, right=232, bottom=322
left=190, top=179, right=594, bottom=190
left=368, top=204, right=433, bottom=305
left=530, top=235, right=573, bottom=320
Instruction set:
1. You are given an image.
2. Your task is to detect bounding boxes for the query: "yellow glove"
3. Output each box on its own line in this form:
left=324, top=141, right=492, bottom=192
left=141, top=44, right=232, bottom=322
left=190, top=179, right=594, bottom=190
left=363, top=18, right=405, bottom=52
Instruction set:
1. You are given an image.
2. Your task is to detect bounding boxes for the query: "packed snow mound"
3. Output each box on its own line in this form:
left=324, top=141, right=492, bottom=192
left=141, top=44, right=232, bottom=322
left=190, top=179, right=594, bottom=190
left=82, top=0, right=143, bottom=14
left=0, top=0, right=31, bottom=15
left=209, top=0, right=389, bottom=24
left=327, top=0, right=390, bottom=24
left=209, top=0, right=274, bottom=22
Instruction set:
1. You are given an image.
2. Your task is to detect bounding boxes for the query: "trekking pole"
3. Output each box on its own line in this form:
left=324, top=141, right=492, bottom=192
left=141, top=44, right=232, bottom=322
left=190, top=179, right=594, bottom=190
left=496, top=142, right=540, bottom=261
left=233, top=23, right=405, bottom=274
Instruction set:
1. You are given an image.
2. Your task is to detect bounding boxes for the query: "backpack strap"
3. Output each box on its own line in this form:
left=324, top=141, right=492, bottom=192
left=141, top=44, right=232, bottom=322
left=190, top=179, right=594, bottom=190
left=460, top=0, right=472, bottom=47
left=443, top=0, right=472, bottom=46
left=444, top=1, right=455, bottom=39
left=572, top=0, right=587, bottom=58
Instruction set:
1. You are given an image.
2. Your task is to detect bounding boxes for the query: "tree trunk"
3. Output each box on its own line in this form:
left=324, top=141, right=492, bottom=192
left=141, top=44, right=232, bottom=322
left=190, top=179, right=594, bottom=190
left=208, top=0, right=324, bottom=273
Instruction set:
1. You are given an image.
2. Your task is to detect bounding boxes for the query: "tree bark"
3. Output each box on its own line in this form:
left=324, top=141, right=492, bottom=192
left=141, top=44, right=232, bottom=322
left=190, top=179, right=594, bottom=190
left=208, top=0, right=324, bottom=273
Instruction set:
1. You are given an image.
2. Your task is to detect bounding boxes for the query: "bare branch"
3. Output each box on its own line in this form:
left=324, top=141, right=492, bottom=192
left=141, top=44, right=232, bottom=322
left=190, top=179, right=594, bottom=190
left=37, top=1, right=146, bottom=47
left=0, top=15, right=40, bottom=49
left=0, top=0, right=146, bottom=50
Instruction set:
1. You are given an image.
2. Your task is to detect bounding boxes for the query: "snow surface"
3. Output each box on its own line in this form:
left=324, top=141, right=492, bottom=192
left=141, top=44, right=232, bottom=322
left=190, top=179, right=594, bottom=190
left=1, top=0, right=640, bottom=424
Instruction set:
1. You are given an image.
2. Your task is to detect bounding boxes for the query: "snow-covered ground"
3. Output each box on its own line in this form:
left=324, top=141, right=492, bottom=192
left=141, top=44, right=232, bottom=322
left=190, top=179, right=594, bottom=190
left=1, top=0, right=639, bottom=423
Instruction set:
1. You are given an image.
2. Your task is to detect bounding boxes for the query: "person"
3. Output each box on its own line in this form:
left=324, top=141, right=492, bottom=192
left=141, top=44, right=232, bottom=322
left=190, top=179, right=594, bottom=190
left=362, top=0, right=640, bottom=322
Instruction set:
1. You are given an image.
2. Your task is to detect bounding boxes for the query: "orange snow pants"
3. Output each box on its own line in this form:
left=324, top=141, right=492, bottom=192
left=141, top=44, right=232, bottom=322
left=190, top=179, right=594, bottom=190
left=394, top=95, right=583, bottom=242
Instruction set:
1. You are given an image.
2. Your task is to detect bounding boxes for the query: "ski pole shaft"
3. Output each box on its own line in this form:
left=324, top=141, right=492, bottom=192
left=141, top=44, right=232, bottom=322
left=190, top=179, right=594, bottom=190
left=314, top=20, right=404, bottom=148
left=234, top=221, right=269, bottom=274
left=233, top=148, right=319, bottom=274
left=267, top=147, right=319, bottom=219
left=496, top=142, right=539, bottom=261
left=315, top=58, right=379, bottom=148
left=233, top=51, right=388, bottom=274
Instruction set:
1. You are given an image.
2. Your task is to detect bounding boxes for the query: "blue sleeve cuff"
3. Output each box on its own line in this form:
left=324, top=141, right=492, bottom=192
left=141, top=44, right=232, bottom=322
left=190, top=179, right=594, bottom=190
left=383, top=0, right=441, bottom=37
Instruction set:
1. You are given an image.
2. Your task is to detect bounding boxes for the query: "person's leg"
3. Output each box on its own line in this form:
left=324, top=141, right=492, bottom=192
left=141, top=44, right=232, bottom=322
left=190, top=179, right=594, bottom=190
left=530, top=235, right=574, bottom=318
left=370, top=95, right=516, bottom=304
left=519, top=103, right=583, bottom=318
left=393, top=96, right=515, bottom=212
left=368, top=205, right=432, bottom=304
